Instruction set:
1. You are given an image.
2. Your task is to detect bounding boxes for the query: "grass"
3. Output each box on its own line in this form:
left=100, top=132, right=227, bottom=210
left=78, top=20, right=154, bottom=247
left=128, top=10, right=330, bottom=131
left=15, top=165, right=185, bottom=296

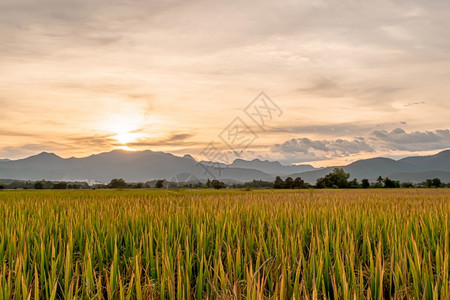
left=0, top=189, right=448, bottom=299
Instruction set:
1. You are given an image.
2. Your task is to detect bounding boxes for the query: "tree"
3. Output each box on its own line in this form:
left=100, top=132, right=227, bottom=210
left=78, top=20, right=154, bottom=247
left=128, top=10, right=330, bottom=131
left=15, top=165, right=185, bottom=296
left=348, top=178, right=359, bottom=188
left=383, top=177, right=399, bottom=188
left=316, top=168, right=350, bottom=188
left=330, top=168, right=350, bottom=188
left=34, top=181, right=44, bottom=189
left=432, top=178, right=441, bottom=188
left=401, top=182, right=414, bottom=188
left=211, top=180, right=225, bottom=189
left=361, top=179, right=370, bottom=189
left=273, top=176, right=284, bottom=189
left=134, top=182, right=144, bottom=189
left=53, top=181, right=68, bottom=189
left=374, top=176, right=384, bottom=188
left=206, top=179, right=211, bottom=188
left=155, top=180, right=165, bottom=189
left=245, top=180, right=273, bottom=188
left=315, top=177, right=327, bottom=189
left=109, top=178, right=127, bottom=189
left=284, top=177, right=294, bottom=189
left=193, top=182, right=204, bottom=188
left=293, top=177, right=307, bottom=189
left=0, top=184, right=4, bottom=190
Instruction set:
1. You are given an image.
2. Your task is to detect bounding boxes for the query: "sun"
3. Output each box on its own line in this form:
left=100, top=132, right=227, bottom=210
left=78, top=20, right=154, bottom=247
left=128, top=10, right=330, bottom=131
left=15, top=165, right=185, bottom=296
left=100, top=115, right=144, bottom=146
left=114, top=132, right=141, bottom=144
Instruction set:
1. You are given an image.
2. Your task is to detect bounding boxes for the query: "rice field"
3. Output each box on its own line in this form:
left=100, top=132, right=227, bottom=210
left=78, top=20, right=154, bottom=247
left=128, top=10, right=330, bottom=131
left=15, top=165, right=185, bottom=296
left=0, top=189, right=448, bottom=299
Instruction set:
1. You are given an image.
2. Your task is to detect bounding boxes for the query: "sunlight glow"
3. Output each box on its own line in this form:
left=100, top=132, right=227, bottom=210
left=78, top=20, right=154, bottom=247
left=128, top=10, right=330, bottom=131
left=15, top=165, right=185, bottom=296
left=115, top=145, right=138, bottom=151
left=100, top=114, right=145, bottom=146
left=114, top=132, right=141, bottom=144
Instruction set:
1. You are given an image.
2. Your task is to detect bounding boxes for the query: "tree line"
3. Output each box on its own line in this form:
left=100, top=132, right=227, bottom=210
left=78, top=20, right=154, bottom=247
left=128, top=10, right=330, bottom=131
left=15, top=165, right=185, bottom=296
left=0, top=169, right=448, bottom=190
left=272, top=168, right=448, bottom=189
left=0, top=180, right=90, bottom=190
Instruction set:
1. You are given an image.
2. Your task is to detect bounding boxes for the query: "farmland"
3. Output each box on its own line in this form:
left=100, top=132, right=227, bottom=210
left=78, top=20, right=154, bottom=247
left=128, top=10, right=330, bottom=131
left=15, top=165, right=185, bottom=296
left=0, top=189, right=449, bottom=299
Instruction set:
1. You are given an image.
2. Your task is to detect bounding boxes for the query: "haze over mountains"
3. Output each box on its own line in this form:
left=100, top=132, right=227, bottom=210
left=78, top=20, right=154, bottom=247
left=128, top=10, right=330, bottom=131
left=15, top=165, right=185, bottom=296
left=0, top=149, right=449, bottom=184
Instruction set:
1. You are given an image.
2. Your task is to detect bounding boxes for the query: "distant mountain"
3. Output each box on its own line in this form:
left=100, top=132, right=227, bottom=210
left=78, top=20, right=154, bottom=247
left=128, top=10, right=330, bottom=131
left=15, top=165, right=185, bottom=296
left=182, top=154, right=196, bottom=161
left=288, top=150, right=450, bottom=183
left=0, top=150, right=273, bottom=183
left=230, top=158, right=315, bottom=175
left=399, top=150, right=450, bottom=170
left=0, top=149, right=449, bottom=184
left=388, top=171, right=450, bottom=183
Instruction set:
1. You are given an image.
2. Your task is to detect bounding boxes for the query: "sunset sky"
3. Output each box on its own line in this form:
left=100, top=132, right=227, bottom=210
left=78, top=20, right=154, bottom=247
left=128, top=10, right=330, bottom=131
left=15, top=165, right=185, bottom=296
left=1, top=0, right=449, bottom=166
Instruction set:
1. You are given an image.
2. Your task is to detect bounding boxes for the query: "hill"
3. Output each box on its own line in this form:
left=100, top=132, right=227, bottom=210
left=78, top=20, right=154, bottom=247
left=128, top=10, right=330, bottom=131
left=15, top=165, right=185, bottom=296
left=0, top=149, right=449, bottom=184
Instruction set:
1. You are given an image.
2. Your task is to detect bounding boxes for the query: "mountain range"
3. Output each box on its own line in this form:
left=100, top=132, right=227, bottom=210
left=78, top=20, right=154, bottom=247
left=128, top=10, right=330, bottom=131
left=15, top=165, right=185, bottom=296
left=0, top=149, right=449, bottom=184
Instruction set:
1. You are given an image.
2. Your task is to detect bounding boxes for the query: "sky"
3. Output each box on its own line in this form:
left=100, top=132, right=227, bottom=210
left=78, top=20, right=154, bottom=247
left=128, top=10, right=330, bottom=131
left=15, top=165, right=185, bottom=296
left=1, top=0, right=449, bottom=167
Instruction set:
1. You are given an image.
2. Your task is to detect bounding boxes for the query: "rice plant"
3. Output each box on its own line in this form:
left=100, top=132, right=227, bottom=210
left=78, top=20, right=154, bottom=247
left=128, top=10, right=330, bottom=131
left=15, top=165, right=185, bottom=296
left=0, top=189, right=448, bottom=299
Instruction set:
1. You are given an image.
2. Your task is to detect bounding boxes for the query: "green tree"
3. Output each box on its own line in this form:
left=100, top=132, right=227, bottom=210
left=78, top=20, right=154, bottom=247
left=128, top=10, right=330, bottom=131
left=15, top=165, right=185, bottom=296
left=195, top=182, right=204, bottom=188
left=273, top=176, right=284, bottom=189
left=383, top=177, right=399, bottom=188
left=52, top=181, right=67, bottom=189
left=155, top=180, right=165, bottom=189
left=133, top=182, right=144, bottom=189
left=109, top=178, right=128, bottom=189
left=316, top=168, right=351, bottom=188
left=361, top=179, right=370, bottom=189
left=293, top=177, right=306, bottom=189
left=348, top=178, right=359, bottom=188
left=0, top=184, right=4, bottom=190
left=284, top=177, right=294, bottom=189
left=211, top=180, right=225, bottom=189
left=315, top=177, right=327, bottom=189
left=34, top=181, right=44, bottom=189
left=432, top=178, right=441, bottom=188
left=374, top=176, right=383, bottom=188
left=401, top=182, right=414, bottom=188
left=332, top=168, right=350, bottom=188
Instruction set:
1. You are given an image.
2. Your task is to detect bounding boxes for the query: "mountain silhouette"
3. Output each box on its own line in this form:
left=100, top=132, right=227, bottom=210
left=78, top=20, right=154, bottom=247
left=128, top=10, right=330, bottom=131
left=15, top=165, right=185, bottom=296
left=0, top=149, right=449, bottom=183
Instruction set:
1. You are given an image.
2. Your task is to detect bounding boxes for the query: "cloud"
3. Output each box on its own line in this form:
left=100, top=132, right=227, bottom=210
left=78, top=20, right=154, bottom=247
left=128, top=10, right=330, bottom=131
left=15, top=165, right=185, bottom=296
left=403, top=101, right=426, bottom=107
left=269, top=122, right=380, bottom=136
left=65, top=134, right=119, bottom=149
left=0, top=134, right=120, bottom=159
left=370, top=128, right=450, bottom=151
left=272, top=137, right=373, bottom=158
left=0, top=130, right=35, bottom=137
left=0, top=141, right=74, bottom=159
left=1, top=0, right=450, bottom=163
left=127, top=133, right=195, bottom=147
left=271, top=128, right=450, bottom=164
left=169, top=133, right=193, bottom=142
left=297, top=77, right=404, bottom=103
